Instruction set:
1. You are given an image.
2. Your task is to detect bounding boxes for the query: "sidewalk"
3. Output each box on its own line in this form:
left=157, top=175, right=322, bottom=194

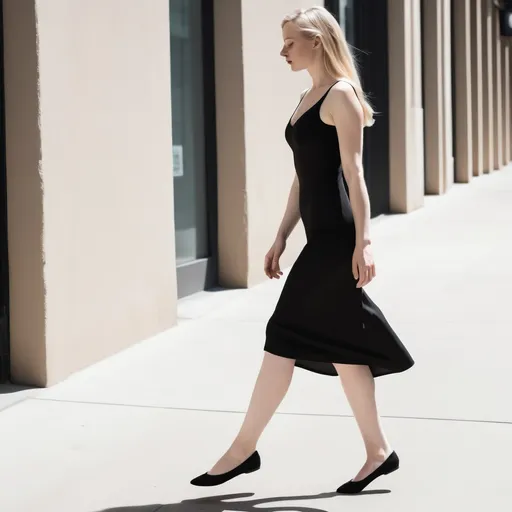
left=1, top=166, right=512, bottom=512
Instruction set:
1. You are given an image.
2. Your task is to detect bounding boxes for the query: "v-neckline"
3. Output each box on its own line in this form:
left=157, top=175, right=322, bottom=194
left=289, top=81, right=339, bottom=128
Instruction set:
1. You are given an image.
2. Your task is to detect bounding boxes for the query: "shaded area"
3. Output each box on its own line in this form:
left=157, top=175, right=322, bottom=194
left=0, top=382, right=39, bottom=412
left=97, top=490, right=391, bottom=512
left=0, top=383, right=35, bottom=394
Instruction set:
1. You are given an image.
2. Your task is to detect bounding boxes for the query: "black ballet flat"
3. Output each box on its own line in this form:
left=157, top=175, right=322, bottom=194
left=190, top=451, right=261, bottom=487
left=336, top=451, right=399, bottom=495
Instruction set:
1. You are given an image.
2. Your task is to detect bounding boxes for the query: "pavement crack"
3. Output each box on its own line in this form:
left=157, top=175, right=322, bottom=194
left=30, top=397, right=512, bottom=426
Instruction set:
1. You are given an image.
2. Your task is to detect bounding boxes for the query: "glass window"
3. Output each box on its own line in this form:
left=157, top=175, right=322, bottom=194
left=325, top=0, right=356, bottom=45
left=170, top=0, right=209, bottom=266
left=338, top=0, right=356, bottom=45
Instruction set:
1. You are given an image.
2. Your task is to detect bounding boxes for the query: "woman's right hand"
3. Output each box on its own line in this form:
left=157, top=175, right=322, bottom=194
left=264, top=236, right=286, bottom=279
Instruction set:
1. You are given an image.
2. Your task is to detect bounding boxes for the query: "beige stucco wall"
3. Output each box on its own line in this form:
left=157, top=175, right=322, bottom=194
left=470, top=0, right=484, bottom=177
left=4, top=0, right=177, bottom=386
left=215, top=0, right=311, bottom=288
left=504, top=40, right=511, bottom=164
left=422, top=0, right=445, bottom=194
left=242, top=0, right=312, bottom=286
left=3, top=0, right=47, bottom=384
left=453, top=0, right=472, bottom=184
left=481, top=0, right=494, bottom=173
left=388, top=0, right=424, bottom=212
left=492, top=6, right=503, bottom=170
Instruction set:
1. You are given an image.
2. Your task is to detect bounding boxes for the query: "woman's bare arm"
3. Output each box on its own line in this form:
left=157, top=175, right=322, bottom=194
left=276, top=175, right=301, bottom=241
left=328, top=82, right=371, bottom=246
left=327, top=81, right=375, bottom=287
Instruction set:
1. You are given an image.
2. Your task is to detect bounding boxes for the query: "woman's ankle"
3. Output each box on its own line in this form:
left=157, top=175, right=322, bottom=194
left=229, top=438, right=257, bottom=459
left=365, top=444, right=392, bottom=461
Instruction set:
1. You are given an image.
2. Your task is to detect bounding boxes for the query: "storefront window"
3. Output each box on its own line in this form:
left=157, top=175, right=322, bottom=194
left=338, top=0, right=355, bottom=45
left=170, top=0, right=209, bottom=266
left=326, top=0, right=356, bottom=45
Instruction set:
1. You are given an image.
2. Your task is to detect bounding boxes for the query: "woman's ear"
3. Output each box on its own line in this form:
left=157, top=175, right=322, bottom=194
left=313, top=35, right=322, bottom=50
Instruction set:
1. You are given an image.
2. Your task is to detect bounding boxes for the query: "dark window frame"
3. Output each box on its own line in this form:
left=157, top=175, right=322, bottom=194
left=173, top=0, right=218, bottom=298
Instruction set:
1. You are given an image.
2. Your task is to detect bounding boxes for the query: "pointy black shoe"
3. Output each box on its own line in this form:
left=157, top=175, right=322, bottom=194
left=190, top=451, right=261, bottom=487
left=336, top=451, right=399, bottom=495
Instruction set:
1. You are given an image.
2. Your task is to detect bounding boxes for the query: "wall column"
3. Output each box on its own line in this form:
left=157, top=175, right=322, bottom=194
left=492, top=5, right=503, bottom=170
left=4, top=0, right=177, bottom=386
left=441, top=0, right=454, bottom=190
left=214, top=0, right=312, bottom=287
left=388, top=0, right=424, bottom=212
left=422, top=0, right=443, bottom=194
left=470, top=0, right=484, bottom=176
left=213, top=0, right=248, bottom=288
left=3, top=0, right=47, bottom=385
left=453, top=0, right=472, bottom=183
left=481, top=0, right=494, bottom=173
left=502, top=38, right=510, bottom=164
left=422, top=0, right=454, bottom=194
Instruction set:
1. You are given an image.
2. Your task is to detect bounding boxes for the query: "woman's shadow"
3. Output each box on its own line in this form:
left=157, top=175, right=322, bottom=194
left=98, top=489, right=390, bottom=512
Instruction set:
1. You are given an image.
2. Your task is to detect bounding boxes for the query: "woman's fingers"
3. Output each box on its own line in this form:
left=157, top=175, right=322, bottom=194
left=358, top=264, right=377, bottom=287
left=272, top=257, right=282, bottom=279
left=356, top=264, right=365, bottom=288
left=264, top=254, right=273, bottom=278
left=357, top=264, right=370, bottom=288
left=352, top=258, right=359, bottom=281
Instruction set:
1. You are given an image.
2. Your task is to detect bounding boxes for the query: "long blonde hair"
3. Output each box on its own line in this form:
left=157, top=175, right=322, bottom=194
left=282, top=6, right=374, bottom=127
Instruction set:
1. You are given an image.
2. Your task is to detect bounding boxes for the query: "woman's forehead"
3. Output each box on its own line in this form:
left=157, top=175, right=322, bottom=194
left=282, top=21, right=300, bottom=38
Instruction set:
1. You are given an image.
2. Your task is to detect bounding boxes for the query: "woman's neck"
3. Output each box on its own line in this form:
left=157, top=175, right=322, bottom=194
left=308, top=58, right=337, bottom=89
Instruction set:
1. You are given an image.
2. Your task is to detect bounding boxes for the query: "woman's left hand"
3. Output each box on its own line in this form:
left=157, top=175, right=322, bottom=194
left=352, top=243, right=376, bottom=288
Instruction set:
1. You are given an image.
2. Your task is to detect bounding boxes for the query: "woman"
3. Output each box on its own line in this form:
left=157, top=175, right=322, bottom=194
left=191, top=6, right=414, bottom=494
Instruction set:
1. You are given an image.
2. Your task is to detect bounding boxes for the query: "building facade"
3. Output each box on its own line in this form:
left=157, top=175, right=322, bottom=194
left=0, top=0, right=510, bottom=386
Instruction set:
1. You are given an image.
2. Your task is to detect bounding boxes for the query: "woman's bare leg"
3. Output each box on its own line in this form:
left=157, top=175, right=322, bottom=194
left=333, top=363, right=393, bottom=481
left=209, top=352, right=296, bottom=475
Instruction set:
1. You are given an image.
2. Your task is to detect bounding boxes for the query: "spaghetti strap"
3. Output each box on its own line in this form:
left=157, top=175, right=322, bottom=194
left=289, top=88, right=311, bottom=121
left=289, top=80, right=340, bottom=128
left=337, top=78, right=364, bottom=109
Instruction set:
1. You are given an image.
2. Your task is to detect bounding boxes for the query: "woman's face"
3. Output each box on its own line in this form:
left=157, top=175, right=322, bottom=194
left=280, top=22, right=317, bottom=72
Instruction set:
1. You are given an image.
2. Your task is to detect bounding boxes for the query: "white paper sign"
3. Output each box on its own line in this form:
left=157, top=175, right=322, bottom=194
left=173, top=145, right=184, bottom=178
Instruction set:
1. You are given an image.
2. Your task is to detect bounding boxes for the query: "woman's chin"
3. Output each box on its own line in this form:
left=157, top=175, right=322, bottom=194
left=289, top=63, right=304, bottom=72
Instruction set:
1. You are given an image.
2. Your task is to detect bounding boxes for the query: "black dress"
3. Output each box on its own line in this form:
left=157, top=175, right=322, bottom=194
left=264, top=81, right=415, bottom=378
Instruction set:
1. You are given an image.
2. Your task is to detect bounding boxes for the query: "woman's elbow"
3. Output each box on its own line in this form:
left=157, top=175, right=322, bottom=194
left=342, top=164, right=364, bottom=185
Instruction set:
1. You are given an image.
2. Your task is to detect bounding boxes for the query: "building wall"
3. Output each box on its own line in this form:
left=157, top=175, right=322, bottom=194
left=4, top=0, right=177, bottom=386
left=3, top=0, right=512, bottom=386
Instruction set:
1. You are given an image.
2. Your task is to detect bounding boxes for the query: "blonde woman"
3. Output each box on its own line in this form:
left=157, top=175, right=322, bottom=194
left=191, top=6, right=414, bottom=494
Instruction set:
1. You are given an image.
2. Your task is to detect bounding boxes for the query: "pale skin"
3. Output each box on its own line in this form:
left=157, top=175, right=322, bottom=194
left=208, top=20, right=392, bottom=482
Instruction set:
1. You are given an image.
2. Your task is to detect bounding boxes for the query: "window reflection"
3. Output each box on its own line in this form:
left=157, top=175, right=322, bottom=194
left=170, top=0, right=209, bottom=265
left=338, top=0, right=355, bottom=45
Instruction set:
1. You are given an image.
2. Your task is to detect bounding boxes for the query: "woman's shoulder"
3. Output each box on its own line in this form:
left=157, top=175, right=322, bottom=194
left=327, top=80, right=363, bottom=112
left=330, top=79, right=358, bottom=99
left=324, top=80, right=364, bottom=123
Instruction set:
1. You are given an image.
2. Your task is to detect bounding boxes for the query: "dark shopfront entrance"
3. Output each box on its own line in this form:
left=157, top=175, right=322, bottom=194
left=0, top=1, right=10, bottom=383
left=326, top=0, right=391, bottom=217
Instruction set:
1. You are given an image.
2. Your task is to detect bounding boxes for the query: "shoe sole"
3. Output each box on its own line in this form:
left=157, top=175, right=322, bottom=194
left=245, top=465, right=261, bottom=475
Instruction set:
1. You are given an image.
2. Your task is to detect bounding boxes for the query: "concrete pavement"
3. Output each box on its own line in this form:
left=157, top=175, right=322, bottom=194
left=1, top=165, right=512, bottom=511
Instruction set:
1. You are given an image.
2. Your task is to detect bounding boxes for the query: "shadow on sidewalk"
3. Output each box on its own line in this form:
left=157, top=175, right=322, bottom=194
left=0, top=383, right=36, bottom=394
left=98, top=490, right=391, bottom=512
